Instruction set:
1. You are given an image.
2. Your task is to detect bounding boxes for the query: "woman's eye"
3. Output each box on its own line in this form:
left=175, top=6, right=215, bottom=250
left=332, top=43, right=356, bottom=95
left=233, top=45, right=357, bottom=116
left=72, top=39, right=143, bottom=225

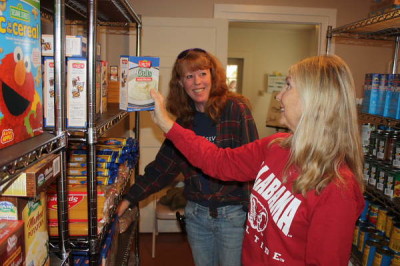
left=186, top=74, right=193, bottom=79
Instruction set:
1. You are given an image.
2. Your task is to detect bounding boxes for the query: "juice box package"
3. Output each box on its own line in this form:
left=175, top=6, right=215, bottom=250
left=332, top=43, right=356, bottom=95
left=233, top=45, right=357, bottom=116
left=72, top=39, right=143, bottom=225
left=0, top=0, right=43, bottom=149
left=0, top=220, right=24, bottom=266
left=119, top=56, right=160, bottom=111
left=0, top=193, right=49, bottom=266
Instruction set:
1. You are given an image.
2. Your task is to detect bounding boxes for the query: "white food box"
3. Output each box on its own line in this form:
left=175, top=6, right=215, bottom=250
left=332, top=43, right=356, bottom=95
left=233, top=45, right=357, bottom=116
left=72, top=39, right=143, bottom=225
left=67, top=57, right=87, bottom=128
left=41, top=34, right=87, bottom=57
left=119, top=56, right=160, bottom=111
left=43, top=57, right=55, bottom=127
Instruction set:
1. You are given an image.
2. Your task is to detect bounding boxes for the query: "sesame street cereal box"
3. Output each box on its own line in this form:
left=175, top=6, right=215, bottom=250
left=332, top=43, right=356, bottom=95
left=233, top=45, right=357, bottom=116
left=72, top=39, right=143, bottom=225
left=0, top=0, right=43, bottom=149
left=119, top=56, right=160, bottom=111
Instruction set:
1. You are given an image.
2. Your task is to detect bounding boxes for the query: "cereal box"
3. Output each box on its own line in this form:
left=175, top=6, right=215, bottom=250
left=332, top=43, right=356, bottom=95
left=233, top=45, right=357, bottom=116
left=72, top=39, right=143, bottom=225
left=0, top=220, right=24, bottom=266
left=119, top=56, right=160, bottom=111
left=0, top=0, right=43, bottom=149
left=0, top=193, right=49, bottom=266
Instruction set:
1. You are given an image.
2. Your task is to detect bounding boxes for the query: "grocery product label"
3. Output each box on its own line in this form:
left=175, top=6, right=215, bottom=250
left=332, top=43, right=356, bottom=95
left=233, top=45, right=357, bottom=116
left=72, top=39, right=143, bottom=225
left=119, top=56, right=160, bottom=111
left=0, top=0, right=43, bottom=149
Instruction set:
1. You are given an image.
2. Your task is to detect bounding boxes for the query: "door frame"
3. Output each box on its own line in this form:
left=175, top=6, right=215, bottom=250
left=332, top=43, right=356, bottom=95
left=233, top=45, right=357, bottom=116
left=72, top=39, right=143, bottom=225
left=214, top=4, right=337, bottom=55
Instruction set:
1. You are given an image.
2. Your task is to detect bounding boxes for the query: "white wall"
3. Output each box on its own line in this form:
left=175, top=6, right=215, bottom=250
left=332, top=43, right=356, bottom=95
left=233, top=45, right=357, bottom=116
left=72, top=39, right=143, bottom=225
left=228, top=25, right=318, bottom=138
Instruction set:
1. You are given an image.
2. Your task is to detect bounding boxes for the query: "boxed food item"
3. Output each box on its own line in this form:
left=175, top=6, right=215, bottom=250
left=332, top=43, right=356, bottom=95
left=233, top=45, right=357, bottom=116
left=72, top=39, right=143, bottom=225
left=100, top=61, right=109, bottom=113
left=0, top=154, right=61, bottom=197
left=0, top=220, right=24, bottom=266
left=110, top=65, right=118, bottom=82
left=41, top=34, right=87, bottom=57
left=47, top=184, right=106, bottom=223
left=0, top=193, right=49, bottom=266
left=119, top=56, right=160, bottom=111
left=67, top=58, right=87, bottom=128
left=67, top=58, right=101, bottom=128
left=43, top=57, right=55, bottom=127
left=0, top=0, right=43, bottom=149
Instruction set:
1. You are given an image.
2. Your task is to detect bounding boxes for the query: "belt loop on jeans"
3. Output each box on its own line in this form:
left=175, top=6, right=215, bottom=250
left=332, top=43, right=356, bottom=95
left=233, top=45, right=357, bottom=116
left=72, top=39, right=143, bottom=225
left=209, top=207, right=218, bottom=218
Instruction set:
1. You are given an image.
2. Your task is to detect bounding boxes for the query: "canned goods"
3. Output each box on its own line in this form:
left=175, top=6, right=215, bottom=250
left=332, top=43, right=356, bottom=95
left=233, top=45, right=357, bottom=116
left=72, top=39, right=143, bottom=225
left=376, top=208, right=388, bottom=233
left=391, top=251, right=400, bottom=266
left=365, top=157, right=373, bottom=184
left=385, top=212, right=395, bottom=238
left=369, top=161, right=379, bottom=187
left=377, top=130, right=391, bottom=161
left=360, top=196, right=370, bottom=223
left=373, top=246, right=393, bottom=265
left=390, top=223, right=400, bottom=253
left=362, top=238, right=381, bottom=266
left=384, top=170, right=400, bottom=199
left=358, top=227, right=380, bottom=253
left=369, top=203, right=382, bottom=225
left=377, top=165, right=389, bottom=192
left=393, top=138, right=400, bottom=169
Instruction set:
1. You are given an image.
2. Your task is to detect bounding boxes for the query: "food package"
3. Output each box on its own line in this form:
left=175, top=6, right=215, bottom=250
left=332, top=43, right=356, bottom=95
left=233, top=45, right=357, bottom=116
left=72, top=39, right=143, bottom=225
left=41, top=34, right=87, bottom=57
left=119, top=56, right=160, bottom=111
left=0, top=154, right=61, bottom=197
left=0, top=193, right=49, bottom=266
left=43, top=57, right=55, bottom=127
left=0, top=0, right=43, bottom=149
left=0, top=220, right=24, bottom=266
left=47, top=184, right=106, bottom=223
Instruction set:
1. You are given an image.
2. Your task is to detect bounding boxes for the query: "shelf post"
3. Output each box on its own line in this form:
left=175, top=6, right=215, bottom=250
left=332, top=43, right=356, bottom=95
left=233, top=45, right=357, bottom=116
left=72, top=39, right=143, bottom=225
left=54, top=0, right=70, bottom=260
left=392, top=36, right=400, bottom=74
left=87, top=0, right=99, bottom=264
left=326, top=26, right=332, bottom=55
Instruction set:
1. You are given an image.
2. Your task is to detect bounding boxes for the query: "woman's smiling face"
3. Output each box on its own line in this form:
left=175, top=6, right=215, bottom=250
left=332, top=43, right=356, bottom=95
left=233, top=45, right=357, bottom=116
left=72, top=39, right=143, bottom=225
left=275, top=77, right=303, bottom=131
left=182, top=68, right=212, bottom=112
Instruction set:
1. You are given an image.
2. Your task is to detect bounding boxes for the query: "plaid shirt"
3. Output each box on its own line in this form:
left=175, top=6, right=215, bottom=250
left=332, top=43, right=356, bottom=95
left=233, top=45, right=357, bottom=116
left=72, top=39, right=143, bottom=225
left=124, top=97, right=259, bottom=209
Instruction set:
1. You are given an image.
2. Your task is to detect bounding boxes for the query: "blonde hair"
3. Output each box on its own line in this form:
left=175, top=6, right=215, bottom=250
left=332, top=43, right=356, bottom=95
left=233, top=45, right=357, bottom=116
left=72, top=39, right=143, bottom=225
left=166, top=49, right=249, bottom=127
left=280, top=55, right=364, bottom=195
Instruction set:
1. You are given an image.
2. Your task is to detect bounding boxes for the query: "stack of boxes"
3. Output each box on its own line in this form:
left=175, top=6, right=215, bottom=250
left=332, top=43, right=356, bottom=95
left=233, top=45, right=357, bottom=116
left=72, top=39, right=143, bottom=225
left=42, top=35, right=110, bottom=128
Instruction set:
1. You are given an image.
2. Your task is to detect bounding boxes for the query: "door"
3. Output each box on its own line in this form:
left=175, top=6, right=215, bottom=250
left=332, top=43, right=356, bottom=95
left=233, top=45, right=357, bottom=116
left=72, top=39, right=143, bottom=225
left=136, top=17, right=228, bottom=232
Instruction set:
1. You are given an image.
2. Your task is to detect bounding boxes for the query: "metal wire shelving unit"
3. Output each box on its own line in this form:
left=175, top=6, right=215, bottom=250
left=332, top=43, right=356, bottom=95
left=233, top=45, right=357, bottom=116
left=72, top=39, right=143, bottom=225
left=43, top=1, right=142, bottom=265
left=326, top=8, right=400, bottom=266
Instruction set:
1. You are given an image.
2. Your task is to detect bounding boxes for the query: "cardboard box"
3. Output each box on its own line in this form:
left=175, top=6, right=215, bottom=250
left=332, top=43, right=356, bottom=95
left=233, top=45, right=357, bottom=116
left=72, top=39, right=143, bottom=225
left=43, top=57, right=55, bottom=127
left=0, top=0, right=43, bottom=149
left=119, top=56, right=160, bottom=111
left=67, top=58, right=87, bottom=128
left=47, top=184, right=106, bottom=223
left=0, top=220, right=24, bottom=266
left=0, top=154, right=61, bottom=197
left=100, top=61, right=109, bottom=113
left=41, top=34, right=87, bottom=57
left=0, top=193, right=49, bottom=266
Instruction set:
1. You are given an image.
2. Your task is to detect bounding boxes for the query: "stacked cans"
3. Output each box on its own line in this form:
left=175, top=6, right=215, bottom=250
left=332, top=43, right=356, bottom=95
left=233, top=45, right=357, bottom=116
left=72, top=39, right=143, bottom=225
left=354, top=196, right=400, bottom=265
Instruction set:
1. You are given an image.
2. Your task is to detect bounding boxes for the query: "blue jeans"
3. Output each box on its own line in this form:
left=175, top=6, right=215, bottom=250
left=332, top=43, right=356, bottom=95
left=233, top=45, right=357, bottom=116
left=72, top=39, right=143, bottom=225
left=184, top=201, right=246, bottom=266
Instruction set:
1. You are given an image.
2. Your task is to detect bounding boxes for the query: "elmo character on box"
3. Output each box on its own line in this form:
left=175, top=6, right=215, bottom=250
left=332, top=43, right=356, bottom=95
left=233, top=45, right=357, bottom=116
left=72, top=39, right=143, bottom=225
left=0, top=46, right=43, bottom=149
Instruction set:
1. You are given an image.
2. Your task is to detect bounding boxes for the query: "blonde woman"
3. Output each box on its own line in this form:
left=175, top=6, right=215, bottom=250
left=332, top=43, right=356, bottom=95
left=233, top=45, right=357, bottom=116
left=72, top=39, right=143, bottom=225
left=149, top=55, right=365, bottom=265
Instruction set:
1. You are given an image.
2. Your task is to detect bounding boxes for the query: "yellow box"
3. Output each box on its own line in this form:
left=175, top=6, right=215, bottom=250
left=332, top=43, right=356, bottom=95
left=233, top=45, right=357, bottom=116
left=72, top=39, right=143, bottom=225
left=47, top=184, right=106, bottom=223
